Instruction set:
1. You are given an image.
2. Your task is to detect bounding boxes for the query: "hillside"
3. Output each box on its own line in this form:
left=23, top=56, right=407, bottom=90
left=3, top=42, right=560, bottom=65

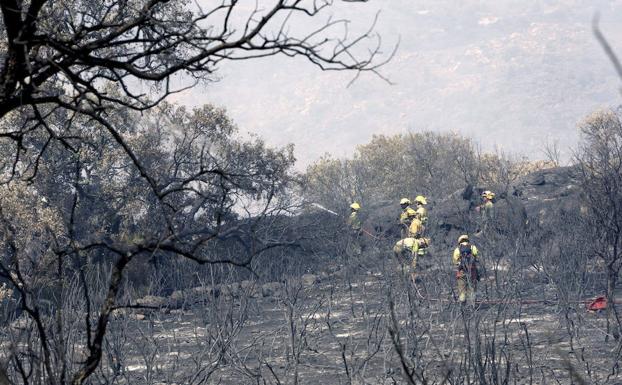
left=2, top=165, right=617, bottom=384
left=99, top=262, right=617, bottom=384
left=176, top=1, right=622, bottom=166
left=64, top=165, right=621, bottom=384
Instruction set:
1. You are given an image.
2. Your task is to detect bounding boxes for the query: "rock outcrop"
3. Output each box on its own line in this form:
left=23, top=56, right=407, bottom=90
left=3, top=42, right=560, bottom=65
left=509, top=166, right=580, bottom=226
left=355, top=166, right=581, bottom=249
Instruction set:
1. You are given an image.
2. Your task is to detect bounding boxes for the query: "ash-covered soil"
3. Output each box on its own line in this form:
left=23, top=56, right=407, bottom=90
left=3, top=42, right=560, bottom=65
left=102, top=255, right=621, bottom=385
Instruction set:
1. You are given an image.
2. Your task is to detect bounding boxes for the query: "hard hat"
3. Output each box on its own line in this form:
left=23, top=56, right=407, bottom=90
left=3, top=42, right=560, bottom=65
left=458, top=234, right=469, bottom=243
left=400, top=198, right=411, bottom=205
left=350, top=202, right=361, bottom=210
left=482, top=190, right=495, bottom=198
left=414, top=195, right=427, bottom=205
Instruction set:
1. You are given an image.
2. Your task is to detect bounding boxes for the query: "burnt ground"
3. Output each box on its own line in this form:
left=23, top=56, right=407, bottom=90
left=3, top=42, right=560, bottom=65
left=98, top=253, right=622, bottom=385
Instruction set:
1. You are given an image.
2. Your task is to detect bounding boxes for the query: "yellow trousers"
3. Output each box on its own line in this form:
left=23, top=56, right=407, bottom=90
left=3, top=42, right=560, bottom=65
left=457, top=274, right=476, bottom=303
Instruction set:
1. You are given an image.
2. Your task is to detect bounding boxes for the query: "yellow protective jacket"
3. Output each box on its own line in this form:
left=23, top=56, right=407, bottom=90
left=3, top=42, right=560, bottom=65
left=399, top=207, right=417, bottom=225
left=452, top=243, right=479, bottom=267
left=408, top=217, right=424, bottom=238
left=394, top=237, right=429, bottom=256
left=479, top=200, right=494, bottom=221
left=347, top=211, right=362, bottom=231
left=416, top=206, right=428, bottom=223
left=394, top=237, right=416, bottom=252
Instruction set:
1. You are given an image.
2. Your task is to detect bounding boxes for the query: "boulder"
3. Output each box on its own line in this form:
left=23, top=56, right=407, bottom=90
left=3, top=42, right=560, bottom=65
left=261, top=282, right=283, bottom=297
left=510, top=166, right=580, bottom=226
left=136, top=295, right=168, bottom=309
left=361, top=200, right=401, bottom=239
left=130, top=313, right=146, bottom=321
left=168, top=290, right=186, bottom=309
left=301, top=274, right=319, bottom=287
left=169, top=286, right=215, bottom=309
left=219, top=282, right=241, bottom=298
left=240, top=280, right=259, bottom=297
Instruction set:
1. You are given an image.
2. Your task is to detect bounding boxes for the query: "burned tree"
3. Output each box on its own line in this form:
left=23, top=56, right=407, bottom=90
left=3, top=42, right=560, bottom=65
left=577, top=108, right=622, bottom=341
left=0, top=103, right=299, bottom=384
left=0, top=1, right=387, bottom=383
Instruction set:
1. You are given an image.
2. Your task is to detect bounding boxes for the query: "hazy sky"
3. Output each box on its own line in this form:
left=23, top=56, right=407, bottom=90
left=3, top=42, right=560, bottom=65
left=171, top=0, right=622, bottom=168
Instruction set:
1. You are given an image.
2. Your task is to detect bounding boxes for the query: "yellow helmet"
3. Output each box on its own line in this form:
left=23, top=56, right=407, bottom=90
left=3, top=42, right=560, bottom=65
left=400, top=198, right=411, bottom=205
left=350, top=202, right=361, bottom=210
left=414, top=195, right=427, bottom=205
left=482, top=190, right=495, bottom=199
left=458, top=234, right=469, bottom=243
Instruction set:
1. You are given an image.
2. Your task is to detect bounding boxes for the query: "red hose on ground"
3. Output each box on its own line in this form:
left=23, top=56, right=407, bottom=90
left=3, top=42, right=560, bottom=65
left=411, top=294, right=617, bottom=310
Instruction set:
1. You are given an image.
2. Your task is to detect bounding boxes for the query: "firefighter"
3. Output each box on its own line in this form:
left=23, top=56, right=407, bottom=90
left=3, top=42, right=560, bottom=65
left=413, top=195, right=428, bottom=236
left=479, top=190, right=495, bottom=215
left=452, top=234, right=480, bottom=304
left=393, top=237, right=430, bottom=281
left=413, top=236, right=430, bottom=257
left=346, top=202, right=363, bottom=256
left=408, top=216, right=424, bottom=238
left=399, top=198, right=417, bottom=238
left=347, top=202, right=362, bottom=232
left=393, top=238, right=416, bottom=264
left=478, top=190, right=495, bottom=231
left=414, top=195, right=428, bottom=224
